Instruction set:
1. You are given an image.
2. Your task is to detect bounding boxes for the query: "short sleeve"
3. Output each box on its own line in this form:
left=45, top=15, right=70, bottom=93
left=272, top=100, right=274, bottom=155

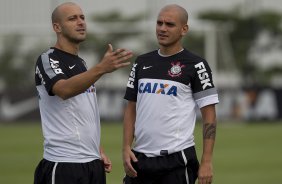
left=191, top=60, right=219, bottom=108
left=35, top=53, right=67, bottom=96
left=124, top=60, right=139, bottom=102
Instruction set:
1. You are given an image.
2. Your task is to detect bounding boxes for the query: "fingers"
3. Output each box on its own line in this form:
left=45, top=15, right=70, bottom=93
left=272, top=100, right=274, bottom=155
left=98, top=44, right=133, bottom=74
left=112, top=48, right=126, bottom=56
left=107, top=43, right=132, bottom=58
left=123, top=150, right=138, bottom=178
left=111, top=50, right=133, bottom=69
left=108, top=44, right=113, bottom=52
left=198, top=168, right=213, bottom=184
left=114, top=62, right=131, bottom=69
left=114, top=53, right=133, bottom=65
left=104, top=161, right=112, bottom=173
left=198, top=176, right=213, bottom=184
left=100, top=151, right=112, bottom=173
left=113, top=49, right=132, bottom=60
left=124, top=160, right=137, bottom=178
left=103, top=157, right=112, bottom=173
left=107, top=44, right=127, bottom=56
left=130, top=151, right=138, bottom=162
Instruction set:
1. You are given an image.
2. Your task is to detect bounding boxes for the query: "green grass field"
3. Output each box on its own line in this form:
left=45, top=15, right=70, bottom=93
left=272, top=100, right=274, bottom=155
left=0, top=121, right=281, bottom=184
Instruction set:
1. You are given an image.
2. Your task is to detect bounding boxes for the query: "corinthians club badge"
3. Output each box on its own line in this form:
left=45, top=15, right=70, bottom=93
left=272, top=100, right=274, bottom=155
left=168, top=61, right=185, bottom=77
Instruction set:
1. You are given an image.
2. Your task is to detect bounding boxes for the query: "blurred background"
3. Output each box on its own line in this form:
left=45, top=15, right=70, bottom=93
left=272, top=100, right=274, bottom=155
left=1, top=0, right=282, bottom=122
left=0, top=0, right=281, bottom=183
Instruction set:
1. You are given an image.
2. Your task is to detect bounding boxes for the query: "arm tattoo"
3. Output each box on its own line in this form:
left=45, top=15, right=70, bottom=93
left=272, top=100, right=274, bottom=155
left=203, top=123, right=216, bottom=140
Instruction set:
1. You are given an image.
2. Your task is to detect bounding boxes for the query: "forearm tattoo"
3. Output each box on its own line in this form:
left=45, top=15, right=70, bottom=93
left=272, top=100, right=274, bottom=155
left=203, top=123, right=216, bottom=140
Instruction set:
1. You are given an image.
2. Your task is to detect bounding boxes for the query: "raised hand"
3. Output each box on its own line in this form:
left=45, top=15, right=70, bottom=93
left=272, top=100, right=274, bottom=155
left=96, top=44, right=133, bottom=74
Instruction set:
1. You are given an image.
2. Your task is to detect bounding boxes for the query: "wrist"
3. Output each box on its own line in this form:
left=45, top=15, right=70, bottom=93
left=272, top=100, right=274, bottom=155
left=201, top=155, right=213, bottom=163
left=93, top=64, right=107, bottom=76
left=122, top=145, right=132, bottom=151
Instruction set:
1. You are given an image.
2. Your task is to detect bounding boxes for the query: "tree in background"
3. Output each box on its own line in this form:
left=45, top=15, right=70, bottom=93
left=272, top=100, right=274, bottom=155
left=0, top=35, right=43, bottom=97
left=1, top=8, right=281, bottom=93
left=81, top=11, right=145, bottom=70
left=1, top=8, right=282, bottom=121
left=198, top=7, right=282, bottom=86
left=81, top=10, right=206, bottom=73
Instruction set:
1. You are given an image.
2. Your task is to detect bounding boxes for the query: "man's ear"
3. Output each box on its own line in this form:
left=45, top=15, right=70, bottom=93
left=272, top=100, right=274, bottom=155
left=181, top=24, right=189, bottom=36
left=53, top=23, right=61, bottom=33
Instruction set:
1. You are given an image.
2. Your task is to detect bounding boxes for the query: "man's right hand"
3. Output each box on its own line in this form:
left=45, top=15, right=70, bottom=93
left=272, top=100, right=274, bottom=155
left=97, top=44, right=133, bottom=74
left=123, top=147, right=138, bottom=178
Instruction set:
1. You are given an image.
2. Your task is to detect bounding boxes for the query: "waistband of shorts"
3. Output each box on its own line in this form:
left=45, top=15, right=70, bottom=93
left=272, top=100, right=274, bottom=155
left=43, top=158, right=100, bottom=164
left=133, top=146, right=196, bottom=159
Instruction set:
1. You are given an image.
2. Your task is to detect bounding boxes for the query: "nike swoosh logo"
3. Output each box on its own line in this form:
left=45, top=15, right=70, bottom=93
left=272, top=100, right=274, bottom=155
left=0, top=97, right=38, bottom=120
left=69, top=65, right=76, bottom=69
left=143, top=66, right=152, bottom=70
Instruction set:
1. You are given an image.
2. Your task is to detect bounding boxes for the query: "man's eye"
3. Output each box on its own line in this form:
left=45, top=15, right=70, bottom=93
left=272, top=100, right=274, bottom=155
left=157, top=21, right=163, bottom=26
left=166, top=23, right=174, bottom=27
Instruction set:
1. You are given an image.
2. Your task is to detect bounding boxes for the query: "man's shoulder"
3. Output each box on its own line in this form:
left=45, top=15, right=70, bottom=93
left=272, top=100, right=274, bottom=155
left=36, top=48, right=51, bottom=62
left=36, top=48, right=61, bottom=68
left=182, top=49, right=206, bottom=63
left=38, top=48, right=56, bottom=59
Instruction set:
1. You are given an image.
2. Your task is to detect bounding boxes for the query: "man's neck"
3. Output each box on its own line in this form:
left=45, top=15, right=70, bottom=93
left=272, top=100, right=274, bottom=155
left=54, top=40, right=79, bottom=55
left=159, top=45, right=184, bottom=56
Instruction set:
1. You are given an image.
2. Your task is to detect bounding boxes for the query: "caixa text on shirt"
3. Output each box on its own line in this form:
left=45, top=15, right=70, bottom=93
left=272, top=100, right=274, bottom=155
left=138, top=82, right=177, bottom=96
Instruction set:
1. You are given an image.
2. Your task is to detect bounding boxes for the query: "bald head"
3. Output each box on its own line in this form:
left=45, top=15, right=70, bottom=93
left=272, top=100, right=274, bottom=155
left=51, top=2, right=79, bottom=23
left=159, top=4, right=188, bottom=25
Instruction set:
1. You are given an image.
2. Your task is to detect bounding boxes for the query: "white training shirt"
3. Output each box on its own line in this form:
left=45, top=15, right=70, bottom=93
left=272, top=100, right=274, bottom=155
left=124, top=49, right=219, bottom=157
left=35, top=48, right=101, bottom=162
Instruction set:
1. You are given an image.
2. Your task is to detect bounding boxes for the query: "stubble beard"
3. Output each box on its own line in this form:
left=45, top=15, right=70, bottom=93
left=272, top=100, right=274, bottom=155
left=67, top=34, right=86, bottom=44
left=62, top=28, right=86, bottom=44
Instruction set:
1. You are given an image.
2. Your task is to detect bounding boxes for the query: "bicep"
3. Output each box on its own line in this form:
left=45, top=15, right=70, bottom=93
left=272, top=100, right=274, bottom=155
left=51, top=79, right=71, bottom=100
left=124, top=101, right=136, bottom=120
left=200, top=104, right=216, bottom=123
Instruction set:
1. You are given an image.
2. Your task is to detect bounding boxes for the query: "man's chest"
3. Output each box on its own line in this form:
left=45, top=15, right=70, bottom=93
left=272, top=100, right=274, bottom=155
left=136, top=59, right=196, bottom=86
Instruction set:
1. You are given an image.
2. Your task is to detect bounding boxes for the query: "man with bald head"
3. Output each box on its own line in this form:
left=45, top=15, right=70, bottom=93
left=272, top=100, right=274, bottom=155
left=123, top=4, right=218, bottom=184
left=34, top=2, right=133, bottom=184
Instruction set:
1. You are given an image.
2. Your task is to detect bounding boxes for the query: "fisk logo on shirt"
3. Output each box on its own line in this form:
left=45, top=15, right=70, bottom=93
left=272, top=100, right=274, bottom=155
left=139, top=82, right=177, bottom=96
left=194, top=62, right=212, bottom=90
left=127, top=63, right=137, bottom=88
left=50, top=58, right=63, bottom=74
